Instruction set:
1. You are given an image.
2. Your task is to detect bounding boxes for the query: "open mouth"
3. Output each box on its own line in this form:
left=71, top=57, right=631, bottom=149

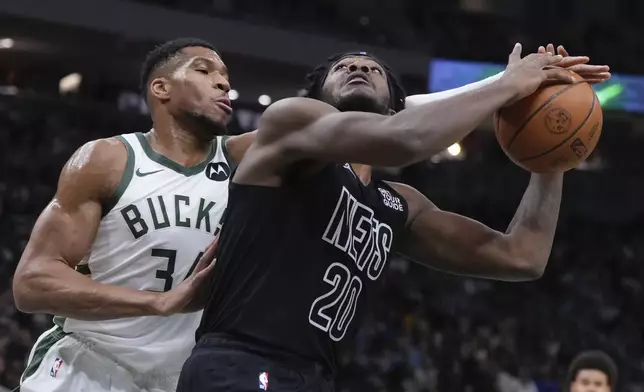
left=346, top=75, right=370, bottom=86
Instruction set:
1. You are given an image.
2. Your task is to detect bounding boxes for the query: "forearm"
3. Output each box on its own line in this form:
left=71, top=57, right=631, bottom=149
left=14, top=260, right=161, bottom=320
left=505, top=173, right=564, bottom=270
left=405, top=72, right=504, bottom=108
left=386, top=78, right=516, bottom=162
left=181, top=289, right=209, bottom=313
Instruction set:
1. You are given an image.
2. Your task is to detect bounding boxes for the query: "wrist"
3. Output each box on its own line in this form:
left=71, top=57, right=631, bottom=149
left=144, top=291, right=168, bottom=316
left=491, top=78, right=521, bottom=106
left=531, top=172, right=564, bottom=181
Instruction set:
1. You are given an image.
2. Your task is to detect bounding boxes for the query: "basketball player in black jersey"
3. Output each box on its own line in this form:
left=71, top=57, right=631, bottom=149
left=176, top=44, right=607, bottom=392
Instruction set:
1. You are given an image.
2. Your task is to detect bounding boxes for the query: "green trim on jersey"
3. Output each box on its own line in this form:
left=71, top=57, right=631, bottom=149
left=221, top=135, right=238, bottom=172
left=102, top=136, right=135, bottom=217
left=52, top=316, right=66, bottom=329
left=22, top=326, right=68, bottom=381
left=135, top=132, right=217, bottom=176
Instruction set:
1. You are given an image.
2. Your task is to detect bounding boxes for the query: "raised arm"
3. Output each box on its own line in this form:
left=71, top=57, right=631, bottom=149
left=405, top=44, right=610, bottom=109
left=390, top=173, right=563, bottom=282
left=236, top=46, right=570, bottom=184
left=12, top=139, right=204, bottom=319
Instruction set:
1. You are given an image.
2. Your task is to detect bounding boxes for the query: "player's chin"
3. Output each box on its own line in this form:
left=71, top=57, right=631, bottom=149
left=335, top=90, right=384, bottom=114
left=205, top=107, right=231, bottom=126
left=189, top=111, right=229, bottom=136
left=205, top=115, right=229, bottom=134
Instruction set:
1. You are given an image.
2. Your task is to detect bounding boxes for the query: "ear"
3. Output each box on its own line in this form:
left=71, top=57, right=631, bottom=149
left=150, top=77, right=171, bottom=101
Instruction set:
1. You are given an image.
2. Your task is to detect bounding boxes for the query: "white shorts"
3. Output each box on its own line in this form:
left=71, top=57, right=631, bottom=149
left=20, top=326, right=178, bottom=392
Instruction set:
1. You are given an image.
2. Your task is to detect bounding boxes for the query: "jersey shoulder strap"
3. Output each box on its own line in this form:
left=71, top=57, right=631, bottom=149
left=220, top=135, right=238, bottom=172
left=102, top=133, right=136, bottom=217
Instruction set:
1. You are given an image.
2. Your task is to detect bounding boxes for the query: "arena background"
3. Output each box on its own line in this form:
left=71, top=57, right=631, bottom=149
left=0, top=0, right=643, bottom=390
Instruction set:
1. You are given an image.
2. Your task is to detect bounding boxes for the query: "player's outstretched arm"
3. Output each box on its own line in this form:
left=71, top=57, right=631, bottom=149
left=237, top=46, right=570, bottom=184
left=13, top=139, right=173, bottom=320
left=405, top=72, right=504, bottom=108
left=405, top=44, right=609, bottom=109
left=389, top=173, right=563, bottom=282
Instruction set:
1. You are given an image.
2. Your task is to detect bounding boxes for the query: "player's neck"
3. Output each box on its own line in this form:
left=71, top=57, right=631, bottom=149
left=350, top=164, right=372, bottom=185
left=147, top=124, right=213, bottom=167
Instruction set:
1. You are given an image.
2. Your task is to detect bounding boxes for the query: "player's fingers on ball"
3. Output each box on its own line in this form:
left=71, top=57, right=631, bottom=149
left=570, top=64, right=608, bottom=73
left=508, top=42, right=522, bottom=62
left=539, top=54, right=564, bottom=66
left=560, top=56, right=590, bottom=67
left=544, top=68, right=574, bottom=83
left=584, top=73, right=611, bottom=82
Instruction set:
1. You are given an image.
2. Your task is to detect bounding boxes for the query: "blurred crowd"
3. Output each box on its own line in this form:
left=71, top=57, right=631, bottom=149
left=1, top=90, right=643, bottom=392
left=132, top=0, right=642, bottom=73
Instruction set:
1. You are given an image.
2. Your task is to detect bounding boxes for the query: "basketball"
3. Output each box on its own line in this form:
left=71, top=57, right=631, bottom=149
left=494, top=71, right=603, bottom=173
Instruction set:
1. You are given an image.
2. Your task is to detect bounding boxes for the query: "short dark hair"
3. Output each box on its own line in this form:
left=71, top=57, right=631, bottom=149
left=300, top=51, right=406, bottom=113
left=139, top=38, right=218, bottom=101
left=567, top=350, right=618, bottom=390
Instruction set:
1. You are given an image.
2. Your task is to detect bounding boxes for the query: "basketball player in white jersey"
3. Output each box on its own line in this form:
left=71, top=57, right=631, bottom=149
left=13, top=38, right=252, bottom=392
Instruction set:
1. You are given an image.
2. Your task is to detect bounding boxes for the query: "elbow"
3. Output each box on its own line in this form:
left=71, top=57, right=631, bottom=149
left=513, top=258, right=546, bottom=281
left=505, top=251, right=548, bottom=281
left=498, top=235, right=549, bottom=281
left=13, top=269, right=42, bottom=313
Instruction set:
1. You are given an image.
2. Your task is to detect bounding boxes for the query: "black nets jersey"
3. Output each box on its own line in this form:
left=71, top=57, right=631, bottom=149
left=198, top=163, right=409, bottom=375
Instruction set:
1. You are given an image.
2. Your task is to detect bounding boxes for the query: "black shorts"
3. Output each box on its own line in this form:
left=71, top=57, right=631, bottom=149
left=177, top=333, right=335, bottom=392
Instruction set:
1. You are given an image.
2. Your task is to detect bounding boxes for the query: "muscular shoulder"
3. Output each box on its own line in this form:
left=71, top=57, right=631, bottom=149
left=257, top=97, right=338, bottom=143
left=58, top=137, right=128, bottom=204
left=383, top=181, right=438, bottom=227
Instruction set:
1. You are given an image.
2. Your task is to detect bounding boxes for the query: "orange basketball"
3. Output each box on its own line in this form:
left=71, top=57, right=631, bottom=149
left=494, top=71, right=603, bottom=173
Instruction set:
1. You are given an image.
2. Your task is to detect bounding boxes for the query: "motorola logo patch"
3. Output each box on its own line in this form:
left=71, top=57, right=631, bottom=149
left=205, top=162, right=231, bottom=182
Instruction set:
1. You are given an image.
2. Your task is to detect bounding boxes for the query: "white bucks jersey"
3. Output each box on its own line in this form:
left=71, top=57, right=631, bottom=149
left=58, top=132, right=233, bottom=376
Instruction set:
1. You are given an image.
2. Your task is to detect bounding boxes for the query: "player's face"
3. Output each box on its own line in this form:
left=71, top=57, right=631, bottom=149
left=320, top=56, right=391, bottom=115
left=166, top=46, right=232, bottom=135
left=570, top=370, right=611, bottom=392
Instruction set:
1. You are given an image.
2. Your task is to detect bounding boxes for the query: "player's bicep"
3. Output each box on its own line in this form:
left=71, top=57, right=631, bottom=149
left=402, top=207, right=512, bottom=277
left=391, top=182, right=526, bottom=281
left=16, top=139, right=123, bottom=274
left=257, top=97, right=415, bottom=166
left=20, top=196, right=102, bottom=270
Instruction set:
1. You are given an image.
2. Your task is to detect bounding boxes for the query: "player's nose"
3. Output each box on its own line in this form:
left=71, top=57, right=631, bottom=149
left=348, top=62, right=370, bottom=74
left=213, top=75, right=231, bottom=93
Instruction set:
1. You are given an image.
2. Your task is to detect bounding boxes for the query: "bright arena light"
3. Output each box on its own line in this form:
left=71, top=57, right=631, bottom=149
left=228, top=89, right=239, bottom=100
left=447, top=143, right=462, bottom=156
left=0, top=38, right=14, bottom=49
left=258, top=94, right=272, bottom=106
left=59, top=73, right=82, bottom=94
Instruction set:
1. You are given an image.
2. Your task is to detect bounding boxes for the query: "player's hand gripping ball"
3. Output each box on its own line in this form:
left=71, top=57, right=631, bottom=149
left=495, top=70, right=603, bottom=173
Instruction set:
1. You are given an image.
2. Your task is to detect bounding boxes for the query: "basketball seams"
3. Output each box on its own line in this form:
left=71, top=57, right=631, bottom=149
left=518, top=90, right=597, bottom=162
left=505, top=81, right=586, bottom=151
